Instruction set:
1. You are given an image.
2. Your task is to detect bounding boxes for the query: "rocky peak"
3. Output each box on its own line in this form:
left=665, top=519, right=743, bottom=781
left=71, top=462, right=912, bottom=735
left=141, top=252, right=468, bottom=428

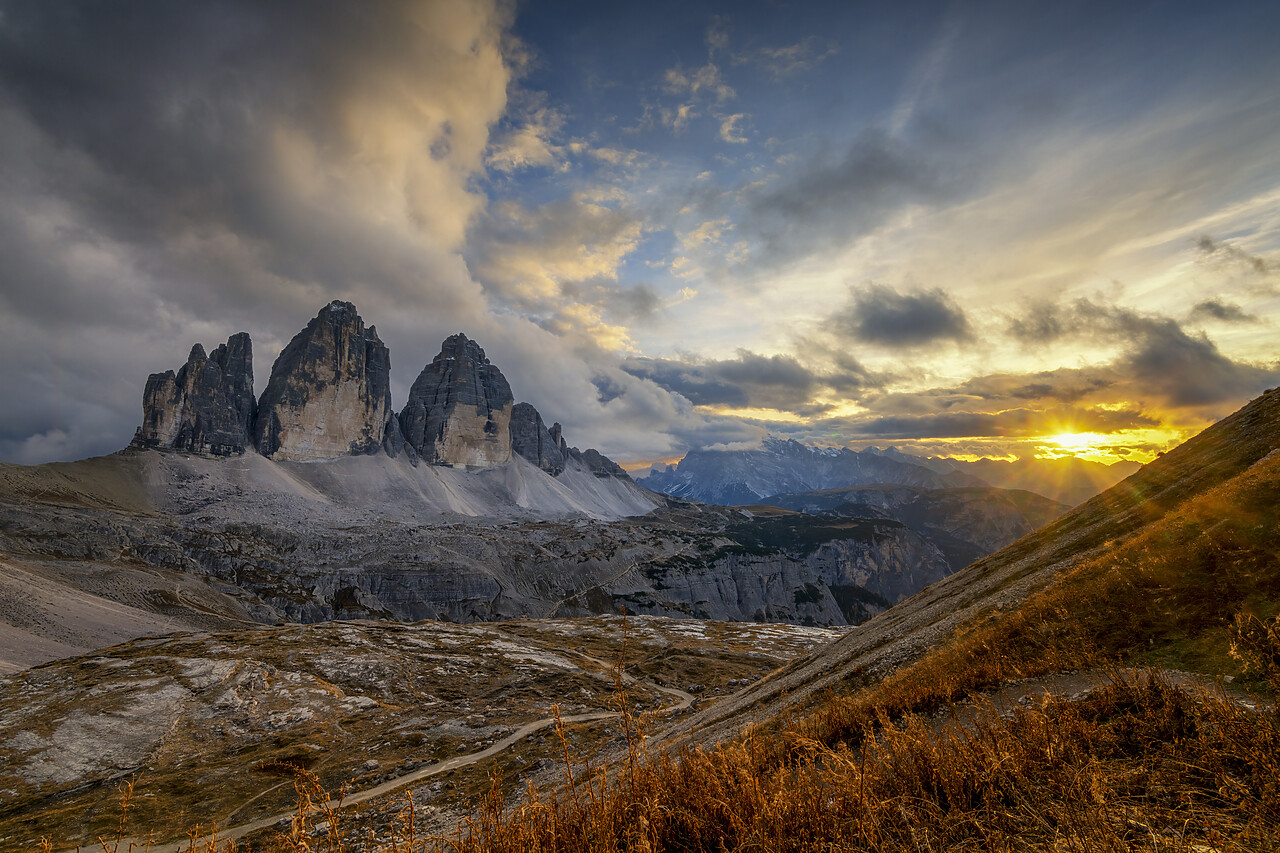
left=399, top=333, right=515, bottom=467
left=510, top=402, right=565, bottom=475
left=254, top=301, right=392, bottom=460
left=132, top=332, right=255, bottom=456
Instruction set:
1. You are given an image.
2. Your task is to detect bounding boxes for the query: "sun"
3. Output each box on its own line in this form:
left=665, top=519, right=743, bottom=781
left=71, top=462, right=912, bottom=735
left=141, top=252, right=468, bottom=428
left=1046, top=432, right=1110, bottom=454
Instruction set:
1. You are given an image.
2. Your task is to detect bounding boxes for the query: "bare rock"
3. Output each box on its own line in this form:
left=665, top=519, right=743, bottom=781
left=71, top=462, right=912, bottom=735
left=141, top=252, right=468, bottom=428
left=254, top=301, right=392, bottom=460
left=133, top=333, right=255, bottom=456
left=510, top=402, right=565, bottom=475
left=382, top=413, right=418, bottom=465
left=399, top=334, right=514, bottom=467
left=562, top=444, right=628, bottom=478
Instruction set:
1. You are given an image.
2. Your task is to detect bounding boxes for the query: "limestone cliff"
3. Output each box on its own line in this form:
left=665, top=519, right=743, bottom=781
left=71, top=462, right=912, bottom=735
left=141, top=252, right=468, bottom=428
left=399, top=333, right=514, bottom=467
left=132, top=333, right=255, bottom=456
left=510, top=402, right=565, bottom=475
left=254, top=301, right=391, bottom=461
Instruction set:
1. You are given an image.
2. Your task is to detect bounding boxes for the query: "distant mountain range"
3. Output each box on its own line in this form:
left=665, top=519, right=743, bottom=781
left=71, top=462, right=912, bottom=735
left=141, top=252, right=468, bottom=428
left=638, top=437, right=1140, bottom=508
left=637, top=437, right=982, bottom=504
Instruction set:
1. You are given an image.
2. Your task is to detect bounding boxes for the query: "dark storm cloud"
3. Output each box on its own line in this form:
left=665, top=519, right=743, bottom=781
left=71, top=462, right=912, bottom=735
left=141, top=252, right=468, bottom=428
left=951, top=370, right=1116, bottom=404
left=1122, top=322, right=1278, bottom=408
left=622, top=350, right=877, bottom=412
left=0, top=0, right=517, bottom=462
left=828, top=284, right=971, bottom=348
left=622, top=356, right=753, bottom=408
left=591, top=373, right=627, bottom=404
left=830, top=405, right=1159, bottom=441
left=1005, top=297, right=1280, bottom=409
left=1189, top=299, right=1259, bottom=324
left=740, top=129, right=969, bottom=268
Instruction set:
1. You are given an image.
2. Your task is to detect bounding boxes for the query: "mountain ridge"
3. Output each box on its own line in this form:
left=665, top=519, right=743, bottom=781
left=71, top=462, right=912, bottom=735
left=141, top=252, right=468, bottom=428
left=638, top=436, right=981, bottom=504
left=132, top=300, right=627, bottom=480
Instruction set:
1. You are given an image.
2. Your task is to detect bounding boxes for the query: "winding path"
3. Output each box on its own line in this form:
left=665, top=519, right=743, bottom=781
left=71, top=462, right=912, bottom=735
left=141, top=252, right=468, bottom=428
left=116, top=663, right=694, bottom=853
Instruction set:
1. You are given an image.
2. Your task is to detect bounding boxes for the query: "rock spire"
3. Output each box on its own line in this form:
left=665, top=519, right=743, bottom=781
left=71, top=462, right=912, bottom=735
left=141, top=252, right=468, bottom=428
left=510, top=402, right=566, bottom=475
left=132, top=333, right=255, bottom=456
left=254, top=301, right=392, bottom=460
left=399, top=333, right=514, bottom=467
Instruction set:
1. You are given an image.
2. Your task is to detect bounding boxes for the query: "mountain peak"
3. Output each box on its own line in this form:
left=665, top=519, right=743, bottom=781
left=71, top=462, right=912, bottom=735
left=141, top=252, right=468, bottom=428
left=399, top=333, right=514, bottom=467
left=254, top=302, right=392, bottom=461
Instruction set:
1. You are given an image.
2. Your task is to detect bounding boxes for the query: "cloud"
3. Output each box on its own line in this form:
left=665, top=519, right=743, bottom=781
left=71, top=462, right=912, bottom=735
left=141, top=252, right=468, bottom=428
left=486, top=100, right=567, bottom=173
left=834, top=406, right=1159, bottom=441
left=468, top=193, right=643, bottom=312
left=719, top=113, right=748, bottom=144
left=828, top=284, right=971, bottom=348
left=742, top=130, right=959, bottom=266
left=735, top=37, right=838, bottom=77
left=621, top=350, right=878, bottom=413
left=663, top=63, right=735, bottom=103
left=1005, top=297, right=1280, bottom=410
left=1189, top=299, right=1259, bottom=324
left=1195, top=234, right=1273, bottom=275
left=1122, top=320, right=1277, bottom=408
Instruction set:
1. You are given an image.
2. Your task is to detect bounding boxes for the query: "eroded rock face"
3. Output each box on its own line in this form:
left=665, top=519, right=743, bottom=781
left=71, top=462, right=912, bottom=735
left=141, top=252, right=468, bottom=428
left=570, top=446, right=628, bottom=478
left=399, top=334, right=514, bottom=467
left=510, top=402, right=565, bottom=475
left=133, top=333, right=255, bottom=456
left=254, top=301, right=392, bottom=461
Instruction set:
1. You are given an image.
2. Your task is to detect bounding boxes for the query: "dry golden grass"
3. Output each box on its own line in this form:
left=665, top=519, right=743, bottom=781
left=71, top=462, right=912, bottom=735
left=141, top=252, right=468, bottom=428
left=75, top=664, right=1276, bottom=853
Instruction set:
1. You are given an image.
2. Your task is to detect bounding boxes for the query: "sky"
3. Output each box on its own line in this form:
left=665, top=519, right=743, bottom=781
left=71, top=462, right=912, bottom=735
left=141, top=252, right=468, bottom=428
left=2, top=0, right=1279, bottom=469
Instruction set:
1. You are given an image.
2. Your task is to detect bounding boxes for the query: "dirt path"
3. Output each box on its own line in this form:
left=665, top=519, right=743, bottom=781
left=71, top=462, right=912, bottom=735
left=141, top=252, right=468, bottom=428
left=113, top=662, right=694, bottom=853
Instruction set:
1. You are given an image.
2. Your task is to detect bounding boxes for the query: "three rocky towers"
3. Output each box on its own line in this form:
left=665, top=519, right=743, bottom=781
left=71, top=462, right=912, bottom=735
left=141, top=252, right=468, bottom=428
left=133, top=300, right=625, bottom=477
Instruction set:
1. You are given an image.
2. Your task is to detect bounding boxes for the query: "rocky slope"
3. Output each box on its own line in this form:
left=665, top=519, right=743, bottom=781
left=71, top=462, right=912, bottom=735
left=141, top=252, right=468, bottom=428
left=639, top=436, right=981, bottom=504
left=510, top=402, right=565, bottom=475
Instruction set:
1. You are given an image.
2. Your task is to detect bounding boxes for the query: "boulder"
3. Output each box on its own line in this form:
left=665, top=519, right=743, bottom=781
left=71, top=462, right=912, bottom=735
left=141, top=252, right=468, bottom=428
left=132, top=333, right=255, bottom=456
left=399, top=334, right=514, bottom=467
left=254, top=301, right=392, bottom=460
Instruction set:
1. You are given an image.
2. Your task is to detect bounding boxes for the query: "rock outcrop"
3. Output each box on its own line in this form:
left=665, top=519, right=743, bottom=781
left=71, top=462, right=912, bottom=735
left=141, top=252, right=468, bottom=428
left=132, top=333, right=255, bottom=456
left=254, top=301, right=392, bottom=461
left=510, top=402, right=565, bottom=475
left=130, top=305, right=630, bottom=476
left=399, top=333, right=514, bottom=467
left=569, top=446, right=628, bottom=478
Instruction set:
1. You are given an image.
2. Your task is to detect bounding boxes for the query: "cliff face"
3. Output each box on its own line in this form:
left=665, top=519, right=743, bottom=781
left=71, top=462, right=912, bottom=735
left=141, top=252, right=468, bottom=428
left=130, top=304, right=631, bottom=477
left=133, top=333, right=255, bottom=456
left=254, top=301, right=392, bottom=461
left=510, top=402, right=565, bottom=475
left=399, top=333, right=514, bottom=467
